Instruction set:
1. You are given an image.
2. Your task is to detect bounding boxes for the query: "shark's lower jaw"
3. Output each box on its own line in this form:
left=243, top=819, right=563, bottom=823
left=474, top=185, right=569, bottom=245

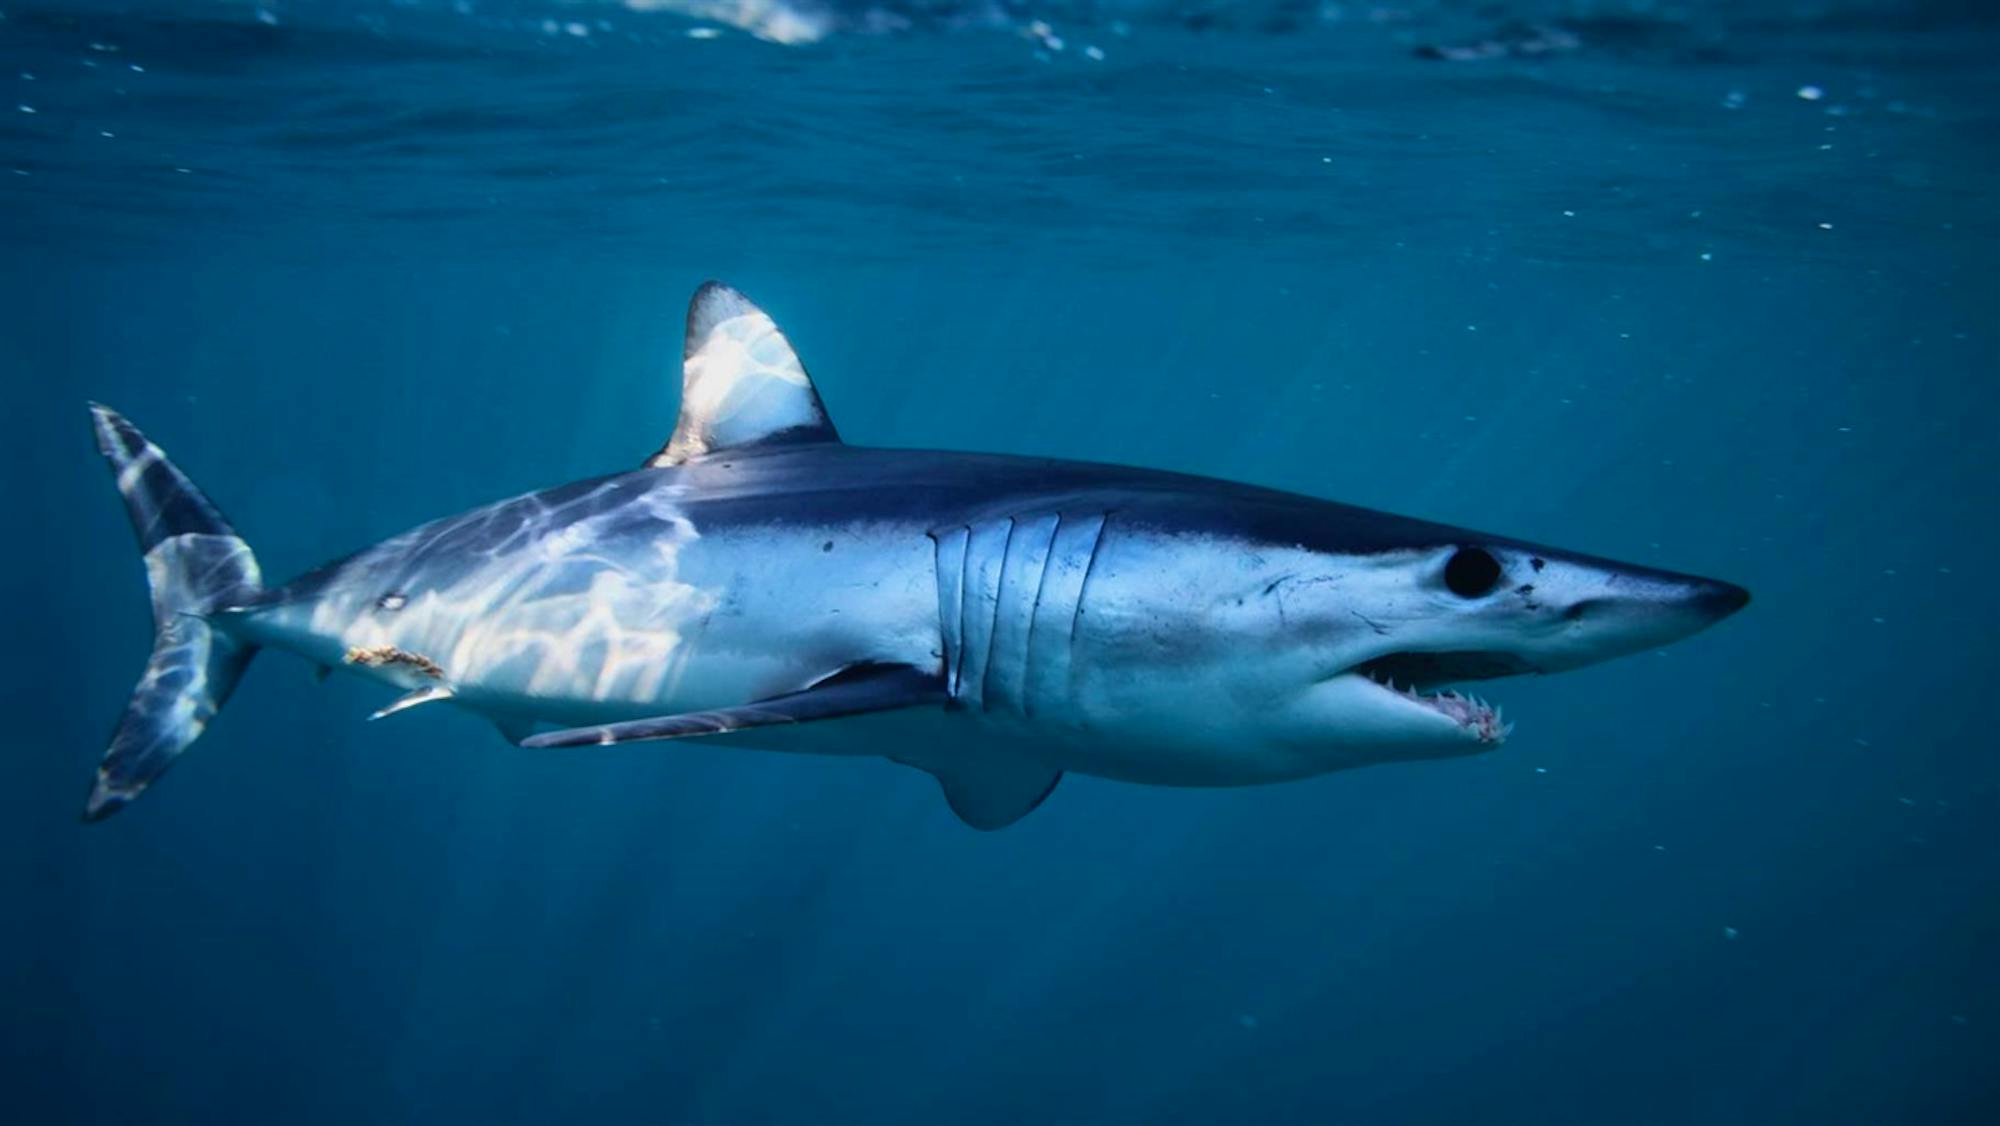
left=1353, top=650, right=1525, bottom=745
left=1417, top=684, right=1510, bottom=744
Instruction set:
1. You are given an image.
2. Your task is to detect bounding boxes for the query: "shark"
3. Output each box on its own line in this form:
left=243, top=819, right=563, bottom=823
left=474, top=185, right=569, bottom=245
left=84, top=281, right=1748, bottom=828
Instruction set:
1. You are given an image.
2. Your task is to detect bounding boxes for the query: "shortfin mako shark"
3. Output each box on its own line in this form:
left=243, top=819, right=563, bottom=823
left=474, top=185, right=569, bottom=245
left=85, top=282, right=1748, bottom=829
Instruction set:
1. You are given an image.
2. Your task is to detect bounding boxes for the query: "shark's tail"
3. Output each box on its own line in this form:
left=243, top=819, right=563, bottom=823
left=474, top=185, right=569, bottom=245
left=86, top=404, right=263, bottom=821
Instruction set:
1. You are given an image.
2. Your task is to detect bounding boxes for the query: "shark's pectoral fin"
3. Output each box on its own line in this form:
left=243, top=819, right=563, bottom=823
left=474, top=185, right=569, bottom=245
left=520, top=663, right=944, bottom=749
left=646, top=282, right=840, bottom=468
left=898, top=756, right=1063, bottom=831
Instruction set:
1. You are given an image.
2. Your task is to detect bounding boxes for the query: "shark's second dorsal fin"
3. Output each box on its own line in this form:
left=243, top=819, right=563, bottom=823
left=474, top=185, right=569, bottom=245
left=646, top=281, right=840, bottom=468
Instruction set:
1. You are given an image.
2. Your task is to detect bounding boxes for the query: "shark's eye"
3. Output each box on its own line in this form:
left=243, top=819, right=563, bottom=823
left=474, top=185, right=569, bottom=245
left=1444, top=547, right=1503, bottom=598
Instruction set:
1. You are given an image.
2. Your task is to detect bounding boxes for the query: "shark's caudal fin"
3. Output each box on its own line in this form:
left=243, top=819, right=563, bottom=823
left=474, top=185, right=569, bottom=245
left=645, top=281, right=841, bottom=468
left=85, top=405, right=263, bottom=821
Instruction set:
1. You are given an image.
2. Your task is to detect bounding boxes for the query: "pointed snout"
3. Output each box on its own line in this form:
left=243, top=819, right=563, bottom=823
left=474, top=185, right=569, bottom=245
left=1688, top=578, right=1752, bottom=620
left=1501, top=553, right=1750, bottom=675
left=1633, top=572, right=1750, bottom=655
left=1572, top=569, right=1750, bottom=638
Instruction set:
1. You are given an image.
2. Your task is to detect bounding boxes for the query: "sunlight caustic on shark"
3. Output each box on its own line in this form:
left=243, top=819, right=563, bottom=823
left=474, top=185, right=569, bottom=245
left=84, top=281, right=1748, bottom=828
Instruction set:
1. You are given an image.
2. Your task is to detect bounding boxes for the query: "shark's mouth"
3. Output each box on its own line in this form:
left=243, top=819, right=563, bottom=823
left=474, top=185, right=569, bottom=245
left=1353, top=650, right=1532, bottom=745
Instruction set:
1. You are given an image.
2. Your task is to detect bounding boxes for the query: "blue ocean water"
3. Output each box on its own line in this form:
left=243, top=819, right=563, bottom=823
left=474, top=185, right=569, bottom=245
left=3, top=1, right=1995, bottom=1122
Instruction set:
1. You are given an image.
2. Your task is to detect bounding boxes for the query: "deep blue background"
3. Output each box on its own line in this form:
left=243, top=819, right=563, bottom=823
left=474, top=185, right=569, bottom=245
left=2, top=2, right=1994, bottom=1123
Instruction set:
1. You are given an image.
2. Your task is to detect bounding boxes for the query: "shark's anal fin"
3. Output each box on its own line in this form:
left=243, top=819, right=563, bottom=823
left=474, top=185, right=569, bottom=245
left=647, top=282, right=839, bottom=468
left=369, top=684, right=454, bottom=721
left=520, top=663, right=943, bottom=749
left=897, top=757, right=1063, bottom=831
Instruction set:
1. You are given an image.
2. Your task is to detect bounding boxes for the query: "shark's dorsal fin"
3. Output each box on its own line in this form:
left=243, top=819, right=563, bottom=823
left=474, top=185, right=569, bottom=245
left=646, top=281, right=839, bottom=468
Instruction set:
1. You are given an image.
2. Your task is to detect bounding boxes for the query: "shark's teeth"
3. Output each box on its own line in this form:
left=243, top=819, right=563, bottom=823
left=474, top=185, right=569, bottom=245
left=1362, top=669, right=1510, bottom=744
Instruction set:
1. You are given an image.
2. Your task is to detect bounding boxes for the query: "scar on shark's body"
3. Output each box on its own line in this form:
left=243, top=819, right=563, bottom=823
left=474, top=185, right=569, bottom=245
left=79, top=280, right=1749, bottom=827
left=343, top=644, right=445, bottom=680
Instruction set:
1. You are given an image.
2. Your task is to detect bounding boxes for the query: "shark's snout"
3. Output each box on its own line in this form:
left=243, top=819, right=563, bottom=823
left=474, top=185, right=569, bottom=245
left=1689, top=578, right=1752, bottom=619
left=1617, top=569, right=1752, bottom=637
left=1511, top=552, right=1751, bottom=678
left=1560, top=575, right=1749, bottom=631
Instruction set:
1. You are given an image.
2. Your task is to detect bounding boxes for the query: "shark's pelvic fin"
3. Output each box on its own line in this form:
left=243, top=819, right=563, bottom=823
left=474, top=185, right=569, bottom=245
left=369, top=684, right=455, bottom=721
left=520, top=662, right=943, bottom=748
left=490, top=714, right=538, bottom=744
left=901, top=757, right=1063, bottom=831
left=647, top=281, right=840, bottom=468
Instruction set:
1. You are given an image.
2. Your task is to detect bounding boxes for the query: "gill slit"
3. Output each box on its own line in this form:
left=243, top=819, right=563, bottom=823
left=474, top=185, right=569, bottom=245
left=1018, top=512, right=1062, bottom=718
left=1068, top=511, right=1109, bottom=673
left=951, top=529, right=972, bottom=696
left=979, top=517, right=1019, bottom=711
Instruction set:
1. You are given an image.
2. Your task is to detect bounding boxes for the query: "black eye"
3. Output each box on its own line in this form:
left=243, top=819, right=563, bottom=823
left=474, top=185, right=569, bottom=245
left=1444, top=547, right=1503, bottom=598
